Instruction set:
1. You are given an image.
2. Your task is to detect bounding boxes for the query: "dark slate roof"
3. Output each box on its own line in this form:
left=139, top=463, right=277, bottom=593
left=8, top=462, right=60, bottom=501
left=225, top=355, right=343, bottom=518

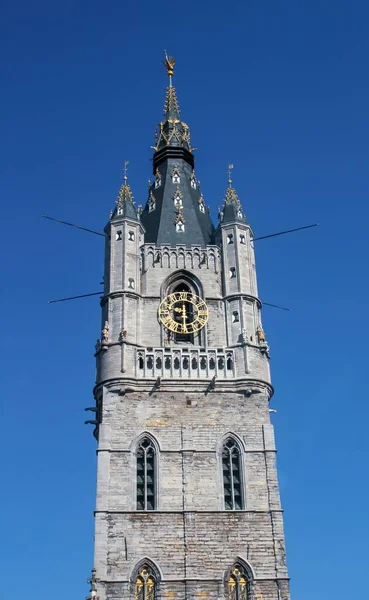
left=214, top=184, right=248, bottom=244
left=220, top=185, right=247, bottom=225
left=140, top=159, right=214, bottom=246
left=110, top=180, right=138, bottom=222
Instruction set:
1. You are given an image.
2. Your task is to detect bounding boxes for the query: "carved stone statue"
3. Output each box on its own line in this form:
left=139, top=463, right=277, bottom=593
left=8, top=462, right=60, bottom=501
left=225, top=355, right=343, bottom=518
left=256, top=325, right=266, bottom=343
left=102, top=321, right=109, bottom=342
left=120, top=329, right=127, bottom=341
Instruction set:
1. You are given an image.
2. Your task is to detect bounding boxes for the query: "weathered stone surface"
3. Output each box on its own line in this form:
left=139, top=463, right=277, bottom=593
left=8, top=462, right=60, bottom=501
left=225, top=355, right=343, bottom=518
left=91, top=197, right=290, bottom=599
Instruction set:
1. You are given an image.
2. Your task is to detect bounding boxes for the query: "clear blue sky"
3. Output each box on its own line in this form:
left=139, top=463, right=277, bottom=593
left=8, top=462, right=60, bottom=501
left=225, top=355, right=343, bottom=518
left=1, top=1, right=369, bottom=598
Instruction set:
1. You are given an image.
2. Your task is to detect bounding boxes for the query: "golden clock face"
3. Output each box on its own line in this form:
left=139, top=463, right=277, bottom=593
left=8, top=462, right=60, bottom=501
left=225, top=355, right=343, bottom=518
left=158, top=292, right=209, bottom=334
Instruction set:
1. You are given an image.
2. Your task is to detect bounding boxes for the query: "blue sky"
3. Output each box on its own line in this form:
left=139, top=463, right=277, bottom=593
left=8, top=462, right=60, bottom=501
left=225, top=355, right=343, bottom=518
left=1, top=0, right=369, bottom=598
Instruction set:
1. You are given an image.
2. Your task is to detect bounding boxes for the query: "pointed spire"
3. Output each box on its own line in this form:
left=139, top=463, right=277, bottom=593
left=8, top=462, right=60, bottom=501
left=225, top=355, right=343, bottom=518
left=111, top=161, right=138, bottom=221
left=219, top=164, right=247, bottom=224
left=152, top=52, right=194, bottom=162
left=163, top=52, right=180, bottom=118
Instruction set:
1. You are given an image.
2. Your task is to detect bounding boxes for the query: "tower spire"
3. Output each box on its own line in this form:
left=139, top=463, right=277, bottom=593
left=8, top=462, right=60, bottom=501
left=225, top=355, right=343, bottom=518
left=152, top=52, right=193, bottom=166
left=110, top=160, right=138, bottom=221
left=219, top=164, right=247, bottom=224
left=162, top=51, right=180, bottom=118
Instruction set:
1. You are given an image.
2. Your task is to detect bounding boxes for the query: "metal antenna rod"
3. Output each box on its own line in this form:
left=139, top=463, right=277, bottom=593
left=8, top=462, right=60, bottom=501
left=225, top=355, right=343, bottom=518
left=48, top=291, right=102, bottom=304
left=262, top=302, right=291, bottom=312
left=41, top=215, right=105, bottom=237
left=252, top=223, right=319, bottom=242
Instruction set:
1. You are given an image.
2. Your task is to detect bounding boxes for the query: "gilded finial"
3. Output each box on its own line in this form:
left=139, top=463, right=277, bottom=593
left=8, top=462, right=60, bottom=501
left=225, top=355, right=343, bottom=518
left=163, top=50, right=176, bottom=85
left=228, top=163, right=234, bottom=187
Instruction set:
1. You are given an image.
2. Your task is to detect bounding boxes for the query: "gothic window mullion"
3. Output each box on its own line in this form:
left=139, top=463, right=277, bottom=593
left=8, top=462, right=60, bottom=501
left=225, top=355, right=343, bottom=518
left=229, top=448, right=236, bottom=510
left=144, top=449, right=148, bottom=511
left=223, top=438, right=243, bottom=510
left=137, top=438, right=156, bottom=511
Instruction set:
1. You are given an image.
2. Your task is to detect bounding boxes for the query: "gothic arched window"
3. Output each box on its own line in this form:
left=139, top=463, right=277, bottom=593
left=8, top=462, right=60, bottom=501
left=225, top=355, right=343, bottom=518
left=134, top=565, right=156, bottom=600
left=171, top=282, right=194, bottom=344
left=222, top=438, right=243, bottom=510
left=227, top=564, right=249, bottom=600
left=137, top=438, right=156, bottom=510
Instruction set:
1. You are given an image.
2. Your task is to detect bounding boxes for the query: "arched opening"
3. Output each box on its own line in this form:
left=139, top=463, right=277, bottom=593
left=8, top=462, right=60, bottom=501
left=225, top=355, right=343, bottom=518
left=171, top=282, right=194, bottom=344
left=222, top=437, right=244, bottom=510
left=136, top=437, right=157, bottom=510
left=132, top=559, right=161, bottom=600
left=161, top=271, right=206, bottom=347
left=226, top=563, right=250, bottom=600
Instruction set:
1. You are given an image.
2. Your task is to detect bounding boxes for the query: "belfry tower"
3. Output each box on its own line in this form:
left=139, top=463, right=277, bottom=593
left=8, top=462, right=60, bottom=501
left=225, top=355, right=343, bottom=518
left=90, top=54, right=290, bottom=600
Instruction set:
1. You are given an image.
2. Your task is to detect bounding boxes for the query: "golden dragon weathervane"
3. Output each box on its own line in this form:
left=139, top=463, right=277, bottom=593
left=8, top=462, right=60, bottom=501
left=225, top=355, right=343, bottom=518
left=163, top=50, right=176, bottom=81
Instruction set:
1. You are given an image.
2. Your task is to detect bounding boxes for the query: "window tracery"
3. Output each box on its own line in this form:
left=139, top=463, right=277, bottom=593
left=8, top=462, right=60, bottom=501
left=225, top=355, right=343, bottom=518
left=222, top=437, right=243, bottom=509
left=134, top=565, right=156, bottom=600
left=227, top=564, right=249, bottom=600
left=137, top=438, right=156, bottom=510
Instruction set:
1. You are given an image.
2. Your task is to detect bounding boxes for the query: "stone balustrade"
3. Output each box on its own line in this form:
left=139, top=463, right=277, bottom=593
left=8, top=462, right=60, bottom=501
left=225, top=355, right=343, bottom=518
left=136, top=347, right=235, bottom=379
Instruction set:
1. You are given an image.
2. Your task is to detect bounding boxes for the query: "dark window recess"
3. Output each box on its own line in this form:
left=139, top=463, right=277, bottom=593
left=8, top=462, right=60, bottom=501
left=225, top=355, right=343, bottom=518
left=128, top=231, right=135, bottom=241
left=116, top=231, right=122, bottom=241
left=137, top=438, right=156, bottom=510
left=227, top=233, right=234, bottom=244
left=230, top=267, right=236, bottom=278
left=240, top=234, right=246, bottom=245
left=222, top=438, right=243, bottom=510
left=174, top=357, right=180, bottom=369
left=172, top=282, right=194, bottom=344
left=232, top=311, right=239, bottom=323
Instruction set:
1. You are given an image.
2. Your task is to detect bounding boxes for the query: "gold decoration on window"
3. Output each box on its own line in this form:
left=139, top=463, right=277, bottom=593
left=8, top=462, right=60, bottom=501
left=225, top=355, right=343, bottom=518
left=134, top=567, right=155, bottom=600
left=227, top=566, right=248, bottom=600
left=173, top=186, right=183, bottom=208
left=174, top=207, right=185, bottom=225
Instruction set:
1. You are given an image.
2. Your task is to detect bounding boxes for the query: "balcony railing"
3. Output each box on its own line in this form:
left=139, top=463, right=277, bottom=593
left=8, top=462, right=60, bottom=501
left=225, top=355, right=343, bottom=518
left=136, top=347, right=235, bottom=379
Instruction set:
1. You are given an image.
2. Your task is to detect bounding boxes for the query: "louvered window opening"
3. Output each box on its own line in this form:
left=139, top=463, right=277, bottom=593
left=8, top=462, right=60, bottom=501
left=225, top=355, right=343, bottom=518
left=137, top=439, right=156, bottom=510
left=222, top=439, right=243, bottom=510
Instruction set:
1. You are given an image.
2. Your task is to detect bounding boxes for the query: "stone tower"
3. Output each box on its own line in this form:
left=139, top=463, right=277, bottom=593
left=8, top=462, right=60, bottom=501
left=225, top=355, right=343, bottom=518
left=90, top=54, right=290, bottom=600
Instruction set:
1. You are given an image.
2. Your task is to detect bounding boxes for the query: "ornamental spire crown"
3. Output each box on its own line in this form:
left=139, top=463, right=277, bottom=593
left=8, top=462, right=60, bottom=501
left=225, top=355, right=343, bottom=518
left=152, top=52, right=193, bottom=162
left=219, top=165, right=247, bottom=224
left=110, top=161, right=138, bottom=221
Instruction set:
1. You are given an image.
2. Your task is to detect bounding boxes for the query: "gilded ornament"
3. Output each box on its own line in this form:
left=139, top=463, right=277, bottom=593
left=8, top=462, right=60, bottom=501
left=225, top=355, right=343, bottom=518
left=158, top=292, right=209, bottom=334
left=163, top=50, right=176, bottom=78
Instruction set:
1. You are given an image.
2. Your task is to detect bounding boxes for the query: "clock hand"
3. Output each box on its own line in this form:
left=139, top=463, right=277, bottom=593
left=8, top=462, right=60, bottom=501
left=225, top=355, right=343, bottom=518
left=182, top=303, right=187, bottom=329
